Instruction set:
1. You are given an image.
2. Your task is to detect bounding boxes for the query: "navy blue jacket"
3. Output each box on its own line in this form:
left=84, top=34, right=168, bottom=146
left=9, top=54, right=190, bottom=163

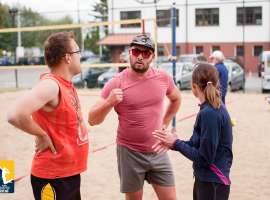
left=173, top=102, right=233, bottom=185
left=215, top=63, right=228, bottom=97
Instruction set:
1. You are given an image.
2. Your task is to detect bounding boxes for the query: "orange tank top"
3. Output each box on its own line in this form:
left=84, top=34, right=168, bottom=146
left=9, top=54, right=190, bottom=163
left=31, top=74, right=89, bottom=179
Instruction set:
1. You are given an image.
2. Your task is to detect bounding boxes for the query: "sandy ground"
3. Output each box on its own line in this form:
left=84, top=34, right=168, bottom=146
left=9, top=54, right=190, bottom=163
left=0, top=88, right=270, bottom=200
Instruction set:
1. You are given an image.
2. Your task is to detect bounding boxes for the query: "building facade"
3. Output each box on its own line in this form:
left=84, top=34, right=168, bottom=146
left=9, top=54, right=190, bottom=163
left=103, top=0, right=270, bottom=72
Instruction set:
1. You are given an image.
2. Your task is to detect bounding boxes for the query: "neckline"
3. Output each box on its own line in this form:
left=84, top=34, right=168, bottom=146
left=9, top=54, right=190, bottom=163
left=198, top=101, right=206, bottom=107
left=41, top=73, right=73, bottom=86
left=127, top=66, right=154, bottom=81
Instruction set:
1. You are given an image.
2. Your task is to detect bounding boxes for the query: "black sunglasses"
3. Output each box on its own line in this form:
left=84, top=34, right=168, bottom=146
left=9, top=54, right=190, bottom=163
left=63, top=50, right=82, bottom=57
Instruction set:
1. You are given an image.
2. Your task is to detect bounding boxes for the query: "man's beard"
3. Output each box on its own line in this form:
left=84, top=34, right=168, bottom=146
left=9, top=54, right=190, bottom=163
left=130, top=60, right=151, bottom=73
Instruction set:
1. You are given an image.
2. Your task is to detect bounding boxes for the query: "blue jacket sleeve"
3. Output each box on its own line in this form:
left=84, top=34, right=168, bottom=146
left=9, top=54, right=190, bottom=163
left=183, top=135, right=194, bottom=147
left=173, top=113, right=222, bottom=168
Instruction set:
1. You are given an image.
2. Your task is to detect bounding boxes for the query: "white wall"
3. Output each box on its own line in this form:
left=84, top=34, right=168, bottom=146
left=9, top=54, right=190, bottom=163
left=108, top=0, right=270, bottom=43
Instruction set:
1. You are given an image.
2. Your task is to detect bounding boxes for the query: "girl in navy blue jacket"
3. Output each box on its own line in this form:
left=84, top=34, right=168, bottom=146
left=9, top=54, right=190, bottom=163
left=153, top=63, right=233, bottom=200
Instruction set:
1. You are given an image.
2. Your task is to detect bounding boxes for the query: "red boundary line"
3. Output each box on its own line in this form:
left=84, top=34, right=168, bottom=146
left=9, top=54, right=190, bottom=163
left=14, top=100, right=234, bottom=182
left=14, top=174, right=29, bottom=182
left=88, top=142, right=116, bottom=154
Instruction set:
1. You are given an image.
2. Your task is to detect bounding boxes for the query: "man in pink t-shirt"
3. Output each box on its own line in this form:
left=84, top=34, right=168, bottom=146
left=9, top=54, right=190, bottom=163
left=88, top=34, right=181, bottom=200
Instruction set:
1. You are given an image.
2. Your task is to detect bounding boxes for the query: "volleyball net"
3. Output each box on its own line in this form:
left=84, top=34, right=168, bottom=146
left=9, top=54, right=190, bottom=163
left=0, top=18, right=157, bottom=70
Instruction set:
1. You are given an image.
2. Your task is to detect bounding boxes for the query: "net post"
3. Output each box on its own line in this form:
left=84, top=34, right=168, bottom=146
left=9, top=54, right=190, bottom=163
left=154, top=19, right=158, bottom=62
left=142, top=19, right=145, bottom=34
left=172, top=2, right=177, bottom=130
left=15, top=69, right=18, bottom=88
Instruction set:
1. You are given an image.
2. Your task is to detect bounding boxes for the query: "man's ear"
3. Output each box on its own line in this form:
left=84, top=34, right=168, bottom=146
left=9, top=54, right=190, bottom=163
left=152, top=53, right=155, bottom=60
left=63, top=54, right=71, bottom=64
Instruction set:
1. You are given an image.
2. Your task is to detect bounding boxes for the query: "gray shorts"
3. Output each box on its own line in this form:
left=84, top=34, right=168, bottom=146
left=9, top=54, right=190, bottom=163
left=117, top=144, right=175, bottom=193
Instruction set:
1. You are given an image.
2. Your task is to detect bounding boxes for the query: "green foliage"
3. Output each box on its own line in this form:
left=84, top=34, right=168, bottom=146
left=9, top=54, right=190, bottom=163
left=0, top=3, right=81, bottom=56
left=91, top=0, right=108, bottom=22
left=0, top=3, right=6, bottom=28
left=85, top=0, right=109, bottom=56
left=84, top=26, right=100, bottom=54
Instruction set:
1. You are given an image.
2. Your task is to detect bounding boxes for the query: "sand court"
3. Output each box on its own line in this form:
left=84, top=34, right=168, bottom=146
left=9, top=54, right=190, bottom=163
left=0, top=89, right=269, bottom=200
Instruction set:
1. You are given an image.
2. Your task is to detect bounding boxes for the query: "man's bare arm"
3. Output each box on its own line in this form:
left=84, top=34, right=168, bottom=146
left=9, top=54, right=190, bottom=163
left=163, top=87, right=182, bottom=128
left=88, top=89, right=123, bottom=126
left=7, top=79, right=59, bottom=155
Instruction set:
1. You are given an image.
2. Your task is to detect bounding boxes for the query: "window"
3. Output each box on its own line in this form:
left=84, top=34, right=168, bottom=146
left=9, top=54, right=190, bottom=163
left=196, top=8, right=219, bottom=26
left=237, top=7, right=262, bottom=25
left=236, top=46, right=243, bottom=56
left=121, top=11, right=141, bottom=28
left=195, top=46, right=203, bottom=54
left=186, top=64, right=193, bottom=72
left=254, top=46, right=263, bottom=56
left=176, top=46, right=180, bottom=56
left=212, top=46, right=220, bottom=52
left=158, top=46, right=164, bottom=56
left=182, top=65, right=188, bottom=75
left=156, top=9, right=179, bottom=27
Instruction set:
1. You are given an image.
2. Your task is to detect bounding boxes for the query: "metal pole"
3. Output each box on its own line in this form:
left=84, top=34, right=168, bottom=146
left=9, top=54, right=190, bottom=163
left=243, top=0, right=245, bottom=93
left=185, top=0, right=188, bottom=54
left=78, top=1, right=81, bottom=50
left=15, top=69, right=18, bottom=88
left=13, top=14, right=18, bottom=88
left=172, top=2, right=176, bottom=131
left=17, top=1, right=21, bottom=47
left=154, top=0, right=158, bottom=61
left=142, top=19, right=145, bottom=34
left=78, top=1, right=83, bottom=86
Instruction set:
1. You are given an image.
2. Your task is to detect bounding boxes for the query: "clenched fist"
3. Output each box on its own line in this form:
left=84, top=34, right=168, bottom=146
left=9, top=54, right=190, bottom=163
left=106, top=89, right=123, bottom=107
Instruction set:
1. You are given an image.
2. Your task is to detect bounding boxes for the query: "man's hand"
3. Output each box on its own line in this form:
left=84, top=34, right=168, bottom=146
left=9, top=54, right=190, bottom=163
left=35, top=133, right=57, bottom=156
left=152, top=140, right=171, bottom=154
left=153, top=128, right=178, bottom=148
left=106, top=89, right=123, bottom=107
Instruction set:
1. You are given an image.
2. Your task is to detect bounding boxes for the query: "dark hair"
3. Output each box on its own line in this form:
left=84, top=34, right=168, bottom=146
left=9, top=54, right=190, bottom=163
left=192, top=63, right=222, bottom=109
left=44, top=31, right=75, bottom=67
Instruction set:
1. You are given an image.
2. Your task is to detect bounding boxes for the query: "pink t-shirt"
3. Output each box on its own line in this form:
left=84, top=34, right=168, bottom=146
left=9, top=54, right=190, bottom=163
left=101, top=67, right=176, bottom=153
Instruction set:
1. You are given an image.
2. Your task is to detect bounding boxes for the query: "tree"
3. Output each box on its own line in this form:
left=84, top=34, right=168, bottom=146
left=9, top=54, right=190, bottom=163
left=84, top=0, right=109, bottom=56
left=91, top=0, right=108, bottom=22
left=84, top=26, right=100, bottom=54
left=0, top=3, right=81, bottom=56
left=0, top=3, right=6, bottom=28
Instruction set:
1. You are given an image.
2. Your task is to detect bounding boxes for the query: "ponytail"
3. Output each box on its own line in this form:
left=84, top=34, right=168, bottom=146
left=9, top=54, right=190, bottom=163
left=204, top=82, right=222, bottom=109
left=192, top=63, right=222, bottom=109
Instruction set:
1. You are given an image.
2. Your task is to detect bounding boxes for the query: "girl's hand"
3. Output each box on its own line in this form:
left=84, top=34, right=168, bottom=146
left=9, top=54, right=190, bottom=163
left=152, top=128, right=178, bottom=148
left=152, top=140, right=171, bottom=154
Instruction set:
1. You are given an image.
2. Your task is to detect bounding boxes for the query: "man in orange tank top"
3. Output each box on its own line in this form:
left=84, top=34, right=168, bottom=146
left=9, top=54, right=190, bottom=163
left=7, top=31, right=89, bottom=200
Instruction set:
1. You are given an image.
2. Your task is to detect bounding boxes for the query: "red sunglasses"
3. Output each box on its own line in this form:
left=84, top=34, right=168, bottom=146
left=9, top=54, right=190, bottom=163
left=131, top=48, right=152, bottom=58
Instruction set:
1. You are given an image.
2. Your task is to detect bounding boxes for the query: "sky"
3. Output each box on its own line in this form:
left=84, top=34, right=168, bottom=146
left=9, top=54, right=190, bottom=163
left=1, top=0, right=100, bottom=23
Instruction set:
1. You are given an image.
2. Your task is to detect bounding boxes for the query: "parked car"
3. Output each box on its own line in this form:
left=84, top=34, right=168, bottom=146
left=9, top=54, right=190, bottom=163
left=159, top=62, right=194, bottom=90
left=97, top=67, right=118, bottom=88
left=81, top=57, right=100, bottom=64
left=72, top=67, right=109, bottom=88
left=225, top=56, right=243, bottom=68
left=257, top=52, right=262, bottom=77
left=223, top=61, right=245, bottom=92
left=152, top=56, right=172, bottom=68
left=28, top=56, right=45, bottom=65
left=0, top=57, right=15, bottom=66
left=261, top=51, right=270, bottom=93
left=16, top=57, right=28, bottom=65
left=178, top=54, right=208, bottom=64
